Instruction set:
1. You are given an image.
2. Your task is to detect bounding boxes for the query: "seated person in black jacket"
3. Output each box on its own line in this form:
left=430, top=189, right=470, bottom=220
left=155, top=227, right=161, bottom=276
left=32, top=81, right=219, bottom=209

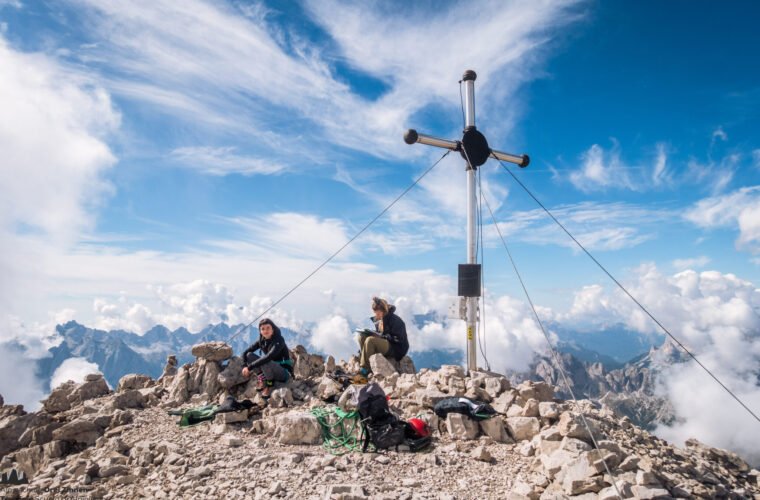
left=241, top=318, right=293, bottom=398
left=357, top=297, right=409, bottom=375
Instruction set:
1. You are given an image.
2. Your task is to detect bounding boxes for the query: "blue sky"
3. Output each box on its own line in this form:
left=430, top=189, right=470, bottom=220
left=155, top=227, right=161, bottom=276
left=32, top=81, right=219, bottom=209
left=0, top=0, right=758, bottom=331
left=1, top=0, right=759, bottom=334
left=2, top=0, right=760, bottom=456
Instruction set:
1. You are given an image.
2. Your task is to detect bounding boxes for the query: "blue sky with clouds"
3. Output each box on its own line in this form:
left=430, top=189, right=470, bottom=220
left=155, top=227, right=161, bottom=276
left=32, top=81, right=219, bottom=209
left=3, top=1, right=760, bottom=457
left=1, top=0, right=759, bottom=349
left=0, top=0, right=760, bottom=328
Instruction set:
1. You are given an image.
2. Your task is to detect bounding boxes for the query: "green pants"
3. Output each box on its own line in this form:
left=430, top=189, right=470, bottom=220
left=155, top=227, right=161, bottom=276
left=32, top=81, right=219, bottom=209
left=358, top=332, right=390, bottom=372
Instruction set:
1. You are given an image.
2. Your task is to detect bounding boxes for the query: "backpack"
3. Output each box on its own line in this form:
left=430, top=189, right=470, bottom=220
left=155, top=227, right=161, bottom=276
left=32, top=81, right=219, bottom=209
left=433, top=397, right=497, bottom=421
left=352, top=382, right=407, bottom=451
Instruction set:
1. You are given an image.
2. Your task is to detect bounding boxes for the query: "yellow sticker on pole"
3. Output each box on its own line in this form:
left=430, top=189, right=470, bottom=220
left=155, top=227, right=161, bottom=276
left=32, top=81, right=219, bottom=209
left=467, top=326, right=473, bottom=340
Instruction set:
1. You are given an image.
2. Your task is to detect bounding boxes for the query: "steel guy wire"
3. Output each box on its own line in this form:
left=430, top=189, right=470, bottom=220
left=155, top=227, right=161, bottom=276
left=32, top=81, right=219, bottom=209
left=201, top=150, right=453, bottom=360
left=481, top=191, right=623, bottom=499
left=495, top=157, right=760, bottom=426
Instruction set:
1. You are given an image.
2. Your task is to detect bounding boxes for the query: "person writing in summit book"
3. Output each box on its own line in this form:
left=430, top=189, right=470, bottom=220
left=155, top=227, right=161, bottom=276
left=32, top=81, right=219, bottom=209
left=356, top=297, right=409, bottom=376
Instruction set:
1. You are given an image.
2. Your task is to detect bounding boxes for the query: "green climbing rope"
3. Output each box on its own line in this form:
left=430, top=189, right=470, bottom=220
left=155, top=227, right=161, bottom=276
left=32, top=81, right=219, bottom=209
left=310, top=405, right=375, bottom=455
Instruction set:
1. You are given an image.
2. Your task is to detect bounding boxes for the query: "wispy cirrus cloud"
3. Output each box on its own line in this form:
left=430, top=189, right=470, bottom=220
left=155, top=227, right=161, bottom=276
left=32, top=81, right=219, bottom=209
left=672, top=256, right=711, bottom=270
left=488, top=201, right=672, bottom=251
left=68, top=0, right=584, bottom=162
left=170, top=146, right=286, bottom=176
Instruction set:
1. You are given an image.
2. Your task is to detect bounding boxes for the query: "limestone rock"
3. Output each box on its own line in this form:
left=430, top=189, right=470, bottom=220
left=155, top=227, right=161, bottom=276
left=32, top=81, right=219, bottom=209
left=492, top=390, right=517, bottom=413
left=471, top=445, right=492, bottom=462
left=479, top=417, right=512, bottom=443
left=521, top=398, right=540, bottom=417
left=539, top=402, right=560, bottom=419
left=167, top=365, right=190, bottom=403
left=396, top=356, right=416, bottom=375
left=117, top=374, right=153, bottom=392
left=324, top=355, right=336, bottom=373
left=316, top=376, right=342, bottom=400
left=274, top=411, right=322, bottom=445
left=506, top=417, right=540, bottom=441
left=216, top=411, right=248, bottom=424
left=41, top=382, right=75, bottom=413
left=70, top=374, right=110, bottom=403
left=159, top=355, right=178, bottom=380
left=52, top=419, right=103, bottom=445
left=446, top=413, right=479, bottom=440
left=291, top=346, right=325, bottom=379
left=414, top=389, right=449, bottom=409
left=557, top=411, right=600, bottom=443
left=369, top=353, right=397, bottom=378
left=217, top=356, right=247, bottom=388
left=112, top=390, right=145, bottom=410
left=191, top=341, right=233, bottom=362
left=271, top=387, right=294, bottom=407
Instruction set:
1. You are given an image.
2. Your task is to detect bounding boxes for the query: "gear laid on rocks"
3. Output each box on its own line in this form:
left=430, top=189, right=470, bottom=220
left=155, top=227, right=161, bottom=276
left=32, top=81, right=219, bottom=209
left=0, top=343, right=758, bottom=499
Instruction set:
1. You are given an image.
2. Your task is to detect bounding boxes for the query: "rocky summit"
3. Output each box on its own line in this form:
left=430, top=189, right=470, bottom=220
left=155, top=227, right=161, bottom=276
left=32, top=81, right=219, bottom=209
left=1, top=343, right=758, bottom=500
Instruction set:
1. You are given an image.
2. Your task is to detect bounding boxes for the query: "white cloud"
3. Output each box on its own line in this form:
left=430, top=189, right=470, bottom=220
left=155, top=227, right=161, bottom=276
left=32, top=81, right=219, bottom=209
left=671, top=256, right=710, bottom=270
left=489, top=201, right=669, bottom=252
left=0, top=34, right=119, bottom=354
left=652, top=142, right=670, bottom=186
left=555, top=264, right=760, bottom=463
left=0, top=36, right=119, bottom=241
left=753, top=149, right=760, bottom=169
left=0, top=343, right=47, bottom=410
left=686, top=154, right=738, bottom=195
left=684, top=186, right=760, bottom=254
left=170, top=147, right=287, bottom=176
left=711, top=126, right=727, bottom=147
left=50, top=357, right=102, bottom=390
left=225, top=212, right=354, bottom=259
left=310, top=314, right=356, bottom=363
left=68, top=0, right=583, bottom=161
left=570, top=142, right=636, bottom=192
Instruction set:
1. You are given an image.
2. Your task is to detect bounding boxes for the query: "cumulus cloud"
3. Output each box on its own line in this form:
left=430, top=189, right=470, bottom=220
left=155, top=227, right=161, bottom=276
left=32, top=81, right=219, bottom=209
left=50, top=357, right=103, bottom=390
left=557, top=263, right=760, bottom=463
left=310, top=314, right=356, bottom=363
left=0, top=342, right=47, bottom=410
left=684, top=186, right=760, bottom=254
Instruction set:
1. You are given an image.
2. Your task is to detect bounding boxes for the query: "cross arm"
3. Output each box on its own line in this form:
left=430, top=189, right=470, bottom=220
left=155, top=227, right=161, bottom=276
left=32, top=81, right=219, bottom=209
left=404, top=129, right=460, bottom=151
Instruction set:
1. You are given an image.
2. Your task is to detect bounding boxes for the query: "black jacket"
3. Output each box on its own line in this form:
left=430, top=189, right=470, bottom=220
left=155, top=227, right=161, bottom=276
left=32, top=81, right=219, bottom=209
left=242, top=325, right=291, bottom=370
left=377, top=306, right=409, bottom=361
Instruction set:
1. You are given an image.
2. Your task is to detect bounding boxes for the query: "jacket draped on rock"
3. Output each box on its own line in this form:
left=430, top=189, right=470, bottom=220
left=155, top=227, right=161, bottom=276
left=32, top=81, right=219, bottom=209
left=242, top=325, right=291, bottom=370
left=377, top=306, right=409, bottom=361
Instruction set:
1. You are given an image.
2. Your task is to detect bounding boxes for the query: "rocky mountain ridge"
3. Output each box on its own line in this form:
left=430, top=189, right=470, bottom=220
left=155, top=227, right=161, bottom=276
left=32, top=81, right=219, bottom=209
left=2, top=342, right=758, bottom=499
left=512, top=341, right=689, bottom=430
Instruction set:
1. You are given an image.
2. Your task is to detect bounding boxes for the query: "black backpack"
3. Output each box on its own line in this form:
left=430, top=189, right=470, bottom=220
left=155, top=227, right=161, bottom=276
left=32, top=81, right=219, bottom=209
left=433, top=396, right=497, bottom=421
left=353, top=383, right=407, bottom=451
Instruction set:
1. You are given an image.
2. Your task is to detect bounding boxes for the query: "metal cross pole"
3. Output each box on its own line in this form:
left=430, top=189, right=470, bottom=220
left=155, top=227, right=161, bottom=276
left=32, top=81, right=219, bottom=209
left=404, top=69, right=529, bottom=372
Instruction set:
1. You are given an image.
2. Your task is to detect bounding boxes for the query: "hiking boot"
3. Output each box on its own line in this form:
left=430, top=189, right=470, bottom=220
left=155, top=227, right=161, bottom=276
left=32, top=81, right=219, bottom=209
left=261, top=382, right=273, bottom=398
left=255, top=377, right=265, bottom=392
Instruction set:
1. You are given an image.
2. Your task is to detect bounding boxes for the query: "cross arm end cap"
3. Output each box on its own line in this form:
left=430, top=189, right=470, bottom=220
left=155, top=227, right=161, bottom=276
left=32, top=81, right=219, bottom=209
left=404, top=129, right=419, bottom=145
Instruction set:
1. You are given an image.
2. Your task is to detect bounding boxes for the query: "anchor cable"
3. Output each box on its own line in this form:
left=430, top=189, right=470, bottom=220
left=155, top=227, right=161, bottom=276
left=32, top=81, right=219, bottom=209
left=481, top=191, right=623, bottom=499
left=495, top=158, right=760, bottom=425
left=203, top=150, right=452, bottom=358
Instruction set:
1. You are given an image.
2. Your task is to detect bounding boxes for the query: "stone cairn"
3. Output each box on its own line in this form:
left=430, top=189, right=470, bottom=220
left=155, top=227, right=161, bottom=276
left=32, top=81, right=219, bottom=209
left=0, top=342, right=758, bottom=499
